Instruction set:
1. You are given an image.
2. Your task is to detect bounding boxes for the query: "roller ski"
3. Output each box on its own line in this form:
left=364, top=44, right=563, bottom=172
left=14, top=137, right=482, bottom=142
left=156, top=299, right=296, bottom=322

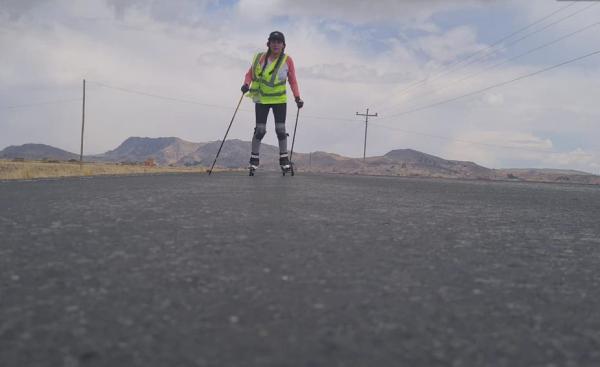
left=281, top=163, right=294, bottom=176
left=280, top=153, right=294, bottom=176
left=249, top=165, right=257, bottom=176
left=248, top=154, right=259, bottom=176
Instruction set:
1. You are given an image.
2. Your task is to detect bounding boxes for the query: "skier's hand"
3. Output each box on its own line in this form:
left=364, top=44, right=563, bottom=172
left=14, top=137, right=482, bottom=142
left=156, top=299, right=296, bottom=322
left=295, top=96, right=304, bottom=109
left=241, top=84, right=250, bottom=94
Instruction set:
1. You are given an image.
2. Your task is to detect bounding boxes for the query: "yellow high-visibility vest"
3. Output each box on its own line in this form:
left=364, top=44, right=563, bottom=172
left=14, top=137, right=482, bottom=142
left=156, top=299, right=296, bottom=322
left=247, top=52, right=288, bottom=104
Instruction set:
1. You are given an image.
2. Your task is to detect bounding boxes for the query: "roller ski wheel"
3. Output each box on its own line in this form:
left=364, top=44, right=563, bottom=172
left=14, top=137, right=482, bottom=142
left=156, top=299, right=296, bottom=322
left=280, top=164, right=292, bottom=176
left=248, top=165, right=257, bottom=176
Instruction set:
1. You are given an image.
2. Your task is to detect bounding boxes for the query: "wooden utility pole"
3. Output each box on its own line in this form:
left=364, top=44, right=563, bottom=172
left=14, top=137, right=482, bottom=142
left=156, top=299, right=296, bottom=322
left=356, top=108, right=378, bottom=161
left=80, top=79, right=86, bottom=163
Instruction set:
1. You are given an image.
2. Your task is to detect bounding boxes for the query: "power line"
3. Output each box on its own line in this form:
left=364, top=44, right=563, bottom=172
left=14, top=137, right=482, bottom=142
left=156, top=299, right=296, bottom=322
left=399, top=20, right=600, bottom=107
left=88, top=80, right=357, bottom=129
left=1, top=98, right=82, bottom=110
left=89, top=80, right=376, bottom=125
left=380, top=48, right=600, bottom=120
left=392, top=2, right=577, bottom=92
left=88, top=80, right=265, bottom=119
left=379, top=1, right=597, bottom=113
left=89, top=80, right=366, bottom=125
left=87, top=80, right=238, bottom=111
left=380, top=2, right=577, bottom=100
left=436, top=2, right=600, bottom=82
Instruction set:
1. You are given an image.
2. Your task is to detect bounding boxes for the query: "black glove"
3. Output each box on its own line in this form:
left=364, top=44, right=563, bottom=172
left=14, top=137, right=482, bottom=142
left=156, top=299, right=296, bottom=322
left=241, top=84, right=249, bottom=94
left=295, top=96, right=304, bottom=109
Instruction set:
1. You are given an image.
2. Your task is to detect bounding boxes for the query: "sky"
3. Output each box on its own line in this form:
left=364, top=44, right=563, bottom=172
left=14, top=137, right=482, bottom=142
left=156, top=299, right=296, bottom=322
left=1, top=0, right=599, bottom=173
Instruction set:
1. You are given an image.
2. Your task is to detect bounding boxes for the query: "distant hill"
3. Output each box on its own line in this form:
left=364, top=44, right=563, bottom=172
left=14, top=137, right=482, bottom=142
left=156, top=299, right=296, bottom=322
left=0, top=143, right=79, bottom=161
left=93, top=137, right=202, bottom=165
left=290, top=148, right=493, bottom=179
left=3, top=138, right=599, bottom=184
left=177, top=139, right=282, bottom=169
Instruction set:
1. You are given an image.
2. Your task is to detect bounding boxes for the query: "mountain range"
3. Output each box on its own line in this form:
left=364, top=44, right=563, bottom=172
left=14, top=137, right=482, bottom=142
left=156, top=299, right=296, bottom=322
left=2, top=137, right=599, bottom=184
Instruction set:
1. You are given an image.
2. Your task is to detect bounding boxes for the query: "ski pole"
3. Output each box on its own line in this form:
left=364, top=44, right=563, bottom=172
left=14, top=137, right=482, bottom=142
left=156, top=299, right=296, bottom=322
left=208, top=93, right=245, bottom=175
left=289, top=107, right=300, bottom=162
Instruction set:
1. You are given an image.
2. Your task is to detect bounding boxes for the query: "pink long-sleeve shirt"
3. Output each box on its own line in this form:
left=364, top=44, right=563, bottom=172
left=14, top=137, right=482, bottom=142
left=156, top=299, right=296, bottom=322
left=244, top=53, right=300, bottom=98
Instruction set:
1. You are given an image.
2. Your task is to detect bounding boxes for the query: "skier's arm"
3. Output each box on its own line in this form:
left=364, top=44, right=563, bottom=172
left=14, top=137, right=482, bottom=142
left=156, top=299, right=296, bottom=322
left=286, top=57, right=300, bottom=98
left=243, top=66, right=253, bottom=87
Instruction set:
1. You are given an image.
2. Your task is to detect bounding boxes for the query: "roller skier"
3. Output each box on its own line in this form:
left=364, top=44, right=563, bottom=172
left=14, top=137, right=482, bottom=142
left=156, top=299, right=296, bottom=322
left=241, top=31, right=304, bottom=176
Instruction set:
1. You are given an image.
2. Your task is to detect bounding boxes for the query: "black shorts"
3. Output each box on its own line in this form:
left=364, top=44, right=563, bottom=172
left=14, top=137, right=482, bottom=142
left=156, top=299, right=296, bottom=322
left=255, top=103, right=287, bottom=125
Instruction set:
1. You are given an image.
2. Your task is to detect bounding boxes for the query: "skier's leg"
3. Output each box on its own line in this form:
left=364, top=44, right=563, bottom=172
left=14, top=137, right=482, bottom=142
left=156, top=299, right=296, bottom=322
left=250, top=103, right=269, bottom=167
left=275, top=122, right=287, bottom=153
left=273, top=104, right=290, bottom=169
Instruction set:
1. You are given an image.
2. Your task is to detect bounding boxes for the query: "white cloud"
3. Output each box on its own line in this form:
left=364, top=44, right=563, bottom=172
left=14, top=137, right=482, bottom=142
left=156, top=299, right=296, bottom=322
left=413, top=26, right=484, bottom=63
left=481, top=92, right=504, bottom=106
left=443, top=131, right=554, bottom=167
left=541, top=148, right=600, bottom=172
left=236, top=0, right=494, bottom=25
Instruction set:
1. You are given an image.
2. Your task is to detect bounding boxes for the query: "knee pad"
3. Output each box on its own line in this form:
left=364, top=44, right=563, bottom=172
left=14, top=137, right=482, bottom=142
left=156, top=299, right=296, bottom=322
left=254, top=126, right=267, bottom=140
left=275, top=126, right=288, bottom=141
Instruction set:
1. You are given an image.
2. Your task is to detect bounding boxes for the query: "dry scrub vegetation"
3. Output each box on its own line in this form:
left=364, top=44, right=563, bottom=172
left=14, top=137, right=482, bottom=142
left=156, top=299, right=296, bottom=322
left=0, top=160, right=211, bottom=180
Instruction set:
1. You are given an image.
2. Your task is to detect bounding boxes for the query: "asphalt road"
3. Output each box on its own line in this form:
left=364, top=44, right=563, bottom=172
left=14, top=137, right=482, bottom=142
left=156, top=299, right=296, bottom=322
left=1, top=172, right=600, bottom=367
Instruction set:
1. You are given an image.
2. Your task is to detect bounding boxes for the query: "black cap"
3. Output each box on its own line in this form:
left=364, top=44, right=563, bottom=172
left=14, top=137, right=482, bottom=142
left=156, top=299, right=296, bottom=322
left=268, top=31, right=285, bottom=43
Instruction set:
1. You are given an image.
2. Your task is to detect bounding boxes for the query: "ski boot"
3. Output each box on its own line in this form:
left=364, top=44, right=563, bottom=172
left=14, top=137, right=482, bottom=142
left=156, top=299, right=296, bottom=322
left=280, top=153, right=292, bottom=176
left=248, top=154, right=259, bottom=176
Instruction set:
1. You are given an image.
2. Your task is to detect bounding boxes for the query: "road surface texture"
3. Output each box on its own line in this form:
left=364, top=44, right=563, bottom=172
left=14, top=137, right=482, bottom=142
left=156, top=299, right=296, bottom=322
left=1, top=172, right=600, bottom=367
